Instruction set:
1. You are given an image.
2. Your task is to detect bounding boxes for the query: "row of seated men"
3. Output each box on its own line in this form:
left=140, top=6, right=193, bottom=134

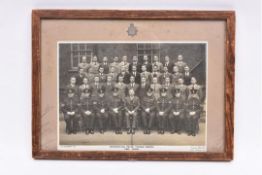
left=61, top=76, right=203, bottom=136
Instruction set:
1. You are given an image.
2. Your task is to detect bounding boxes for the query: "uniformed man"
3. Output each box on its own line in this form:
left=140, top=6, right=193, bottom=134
left=90, top=76, right=104, bottom=98
left=97, top=66, right=107, bottom=83
left=101, top=56, right=110, bottom=74
left=152, top=55, right=163, bottom=72
left=185, top=88, right=201, bottom=136
left=129, top=65, right=141, bottom=84
left=174, top=54, right=188, bottom=73
left=65, top=76, right=78, bottom=97
left=150, top=76, right=162, bottom=100
left=187, top=77, right=203, bottom=101
left=151, top=65, right=161, bottom=81
left=108, top=66, right=118, bottom=82
left=160, top=66, right=172, bottom=84
left=162, top=76, right=173, bottom=97
left=156, top=88, right=172, bottom=134
left=117, top=65, right=130, bottom=84
left=174, top=78, right=188, bottom=101
left=79, top=88, right=94, bottom=134
left=140, top=64, right=151, bottom=83
left=140, top=87, right=156, bottom=134
left=183, top=66, right=192, bottom=85
left=104, top=75, right=115, bottom=98
left=88, top=56, right=100, bottom=74
left=142, top=55, right=152, bottom=72
left=119, top=55, right=130, bottom=72
left=61, top=88, right=79, bottom=134
left=163, top=55, right=174, bottom=73
left=124, top=89, right=140, bottom=134
left=138, top=76, right=150, bottom=99
left=78, top=56, right=90, bottom=72
left=169, top=88, right=185, bottom=134
left=172, top=65, right=183, bottom=85
left=79, top=77, right=90, bottom=95
left=115, top=75, right=127, bottom=99
left=109, top=87, right=124, bottom=134
left=76, top=68, right=88, bottom=86
left=129, top=55, right=141, bottom=73
left=94, top=88, right=109, bottom=134
left=126, top=75, right=139, bottom=96
left=109, top=56, right=120, bottom=74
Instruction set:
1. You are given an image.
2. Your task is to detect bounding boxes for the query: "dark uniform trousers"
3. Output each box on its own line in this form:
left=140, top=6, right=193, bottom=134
left=94, top=97, right=109, bottom=131
left=124, top=96, right=140, bottom=130
left=156, top=96, right=172, bottom=131
left=109, top=96, right=124, bottom=131
left=186, top=97, right=201, bottom=135
left=140, top=96, right=156, bottom=130
left=169, top=98, right=185, bottom=132
left=80, top=97, right=94, bottom=132
left=63, top=97, right=79, bottom=134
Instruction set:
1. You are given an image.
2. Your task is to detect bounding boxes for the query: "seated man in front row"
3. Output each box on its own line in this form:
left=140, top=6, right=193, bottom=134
left=94, top=88, right=109, bottom=134
left=79, top=88, right=95, bottom=134
left=156, top=88, right=172, bottom=134
left=110, top=87, right=124, bottom=134
left=124, top=89, right=140, bottom=134
left=185, top=88, right=201, bottom=136
left=169, top=88, right=185, bottom=134
left=61, top=88, right=79, bottom=135
left=140, top=87, right=156, bottom=134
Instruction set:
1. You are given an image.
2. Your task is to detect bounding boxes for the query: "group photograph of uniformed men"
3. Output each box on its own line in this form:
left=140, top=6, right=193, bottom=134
left=59, top=43, right=207, bottom=147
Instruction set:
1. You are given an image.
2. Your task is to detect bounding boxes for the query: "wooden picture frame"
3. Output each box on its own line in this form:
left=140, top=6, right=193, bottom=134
left=32, top=10, right=235, bottom=160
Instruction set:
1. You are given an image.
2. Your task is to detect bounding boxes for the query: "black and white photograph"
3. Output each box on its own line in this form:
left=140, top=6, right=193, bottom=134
left=58, top=42, right=207, bottom=151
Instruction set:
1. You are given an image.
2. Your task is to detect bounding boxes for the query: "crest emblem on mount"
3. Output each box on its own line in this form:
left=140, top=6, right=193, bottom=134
left=127, top=23, right=138, bottom=37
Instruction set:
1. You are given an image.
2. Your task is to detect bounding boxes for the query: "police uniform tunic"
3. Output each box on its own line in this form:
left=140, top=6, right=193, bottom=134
left=62, top=96, right=79, bottom=134
left=109, top=96, right=124, bottom=131
left=156, top=96, right=172, bottom=131
left=169, top=97, right=185, bottom=132
left=141, top=95, right=156, bottom=130
left=80, top=96, right=94, bottom=132
left=186, top=97, right=201, bottom=135
left=94, top=96, right=109, bottom=131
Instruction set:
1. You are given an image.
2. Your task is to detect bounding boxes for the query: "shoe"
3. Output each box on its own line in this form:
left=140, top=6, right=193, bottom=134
left=127, top=129, right=131, bottom=134
left=131, top=129, right=135, bottom=134
left=100, top=130, right=104, bottom=134
left=90, top=129, right=94, bottom=134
